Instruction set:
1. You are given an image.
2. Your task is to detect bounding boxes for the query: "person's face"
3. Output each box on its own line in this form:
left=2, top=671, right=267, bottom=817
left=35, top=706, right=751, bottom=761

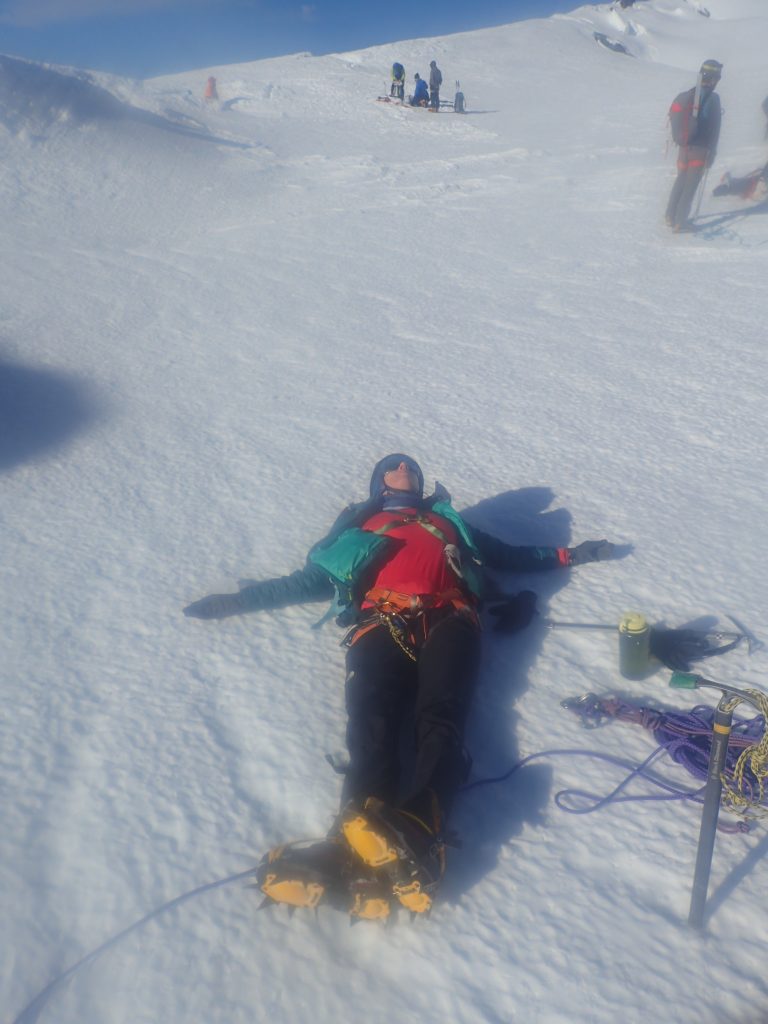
left=383, top=461, right=420, bottom=493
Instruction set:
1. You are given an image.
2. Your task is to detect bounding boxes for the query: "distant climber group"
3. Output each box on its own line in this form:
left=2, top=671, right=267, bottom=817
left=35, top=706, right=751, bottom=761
left=201, top=49, right=761, bottom=235
left=390, top=59, right=444, bottom=111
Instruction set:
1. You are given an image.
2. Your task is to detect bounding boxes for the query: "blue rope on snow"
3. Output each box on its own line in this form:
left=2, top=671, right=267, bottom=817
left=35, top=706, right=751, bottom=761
left=12, top=866, right=259, bottom=1024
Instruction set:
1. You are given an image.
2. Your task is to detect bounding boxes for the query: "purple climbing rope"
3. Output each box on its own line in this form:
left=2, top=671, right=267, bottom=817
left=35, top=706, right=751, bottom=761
left=463, top=696, right=764, bottom=835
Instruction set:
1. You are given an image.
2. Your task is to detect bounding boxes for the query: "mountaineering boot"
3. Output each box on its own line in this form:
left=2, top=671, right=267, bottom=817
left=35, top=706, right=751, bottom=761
left=341, top=792, right=446, bottom=914
left=257, top=837, right=350, bottom=910
left=256, top=837, right=393, bottom=920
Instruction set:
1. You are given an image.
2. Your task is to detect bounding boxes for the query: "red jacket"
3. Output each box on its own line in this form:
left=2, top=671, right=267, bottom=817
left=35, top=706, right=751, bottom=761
left=361, top=509, right=459, bottom=600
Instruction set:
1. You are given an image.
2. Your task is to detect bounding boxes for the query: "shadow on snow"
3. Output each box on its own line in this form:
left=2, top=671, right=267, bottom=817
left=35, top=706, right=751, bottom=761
left=696, top=198, right=768, bottom=240
left=442, top=486, right=574, bottom=904
left=0, top=357, right=104, bottom=472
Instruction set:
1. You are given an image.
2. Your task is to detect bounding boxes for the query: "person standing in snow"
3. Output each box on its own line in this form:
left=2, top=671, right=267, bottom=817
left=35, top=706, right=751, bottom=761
left=203, top=76, right=218, bottom=103
left=183, top=454, right=616, bottom=919
left=429, top=60, right=443, bottom=112
left=391, top=62, right=406, bottom=100
left=410, top=73, right=429, bottom=107
left=665, top=60, right=723, bottom=233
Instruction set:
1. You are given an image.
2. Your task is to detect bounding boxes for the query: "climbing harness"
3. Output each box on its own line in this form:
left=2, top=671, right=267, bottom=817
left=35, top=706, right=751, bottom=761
left=342, top=586, right=478, bottom=662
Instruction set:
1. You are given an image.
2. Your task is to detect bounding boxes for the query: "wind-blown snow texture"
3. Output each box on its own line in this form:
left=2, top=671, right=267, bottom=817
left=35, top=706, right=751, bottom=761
left=2, top=1, right=768, bottom=1021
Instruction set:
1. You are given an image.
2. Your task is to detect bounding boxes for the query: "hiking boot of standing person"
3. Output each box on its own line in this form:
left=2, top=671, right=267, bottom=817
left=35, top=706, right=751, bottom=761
left=256, top=836, right=392, bottom=919
left=340, top=791, right=446, bottom=913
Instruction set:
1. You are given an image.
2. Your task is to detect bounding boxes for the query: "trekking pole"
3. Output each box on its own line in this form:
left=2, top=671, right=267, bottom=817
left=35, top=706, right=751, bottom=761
left=669, top=671, right=765, bottom=928
left=693, top=165, right=712, bottom=219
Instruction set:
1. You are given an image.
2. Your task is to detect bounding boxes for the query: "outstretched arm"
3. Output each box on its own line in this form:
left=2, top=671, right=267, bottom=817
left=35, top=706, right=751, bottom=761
left=183, top=565, right=333, bottom=620
left=472, top=528, right=614, bottom=572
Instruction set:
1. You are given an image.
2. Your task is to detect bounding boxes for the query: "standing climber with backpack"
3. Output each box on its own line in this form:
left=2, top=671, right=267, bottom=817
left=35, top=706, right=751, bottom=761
left=429, top=60, right=443, bottom=113
left=391, top=62, right=405, bottom=100
left=665, top=59, right=723, bottom=233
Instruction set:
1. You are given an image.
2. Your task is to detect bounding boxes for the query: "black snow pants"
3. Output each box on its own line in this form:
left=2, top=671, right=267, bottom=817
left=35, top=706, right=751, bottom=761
left=342, top=611, right=481, bottom=819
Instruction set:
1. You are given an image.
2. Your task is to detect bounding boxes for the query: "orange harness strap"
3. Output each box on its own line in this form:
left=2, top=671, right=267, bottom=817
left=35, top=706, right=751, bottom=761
left=364, top=586, right=471, bottom=616
left=344, top=587, right=479, bottom=654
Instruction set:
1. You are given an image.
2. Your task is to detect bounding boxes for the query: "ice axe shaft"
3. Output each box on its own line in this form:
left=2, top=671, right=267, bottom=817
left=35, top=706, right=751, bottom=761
left=544, top=620, right=617, bottom=632
left=689, top=696, right=732, bottom=928
left=670, top=671, right=767, bottom=928
left=545, top=619, right=748, bottom=643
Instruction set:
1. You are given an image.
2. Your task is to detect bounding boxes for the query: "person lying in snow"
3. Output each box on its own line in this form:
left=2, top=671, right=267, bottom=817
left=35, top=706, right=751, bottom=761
left=184, top=454, right=616, bottom=919
left=712, top=161, right=768, bottom=201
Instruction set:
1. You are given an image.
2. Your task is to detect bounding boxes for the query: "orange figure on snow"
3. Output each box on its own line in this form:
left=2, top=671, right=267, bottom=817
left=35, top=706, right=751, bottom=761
left=204, top=76, right=219, bottom=102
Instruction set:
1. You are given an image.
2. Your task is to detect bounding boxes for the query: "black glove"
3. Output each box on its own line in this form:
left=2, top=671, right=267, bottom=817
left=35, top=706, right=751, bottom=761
left=567, top=540, right=615, bottom=566
left=487, top=590, right=538, bottom=634
left=183, top=591, right=246, bottom=619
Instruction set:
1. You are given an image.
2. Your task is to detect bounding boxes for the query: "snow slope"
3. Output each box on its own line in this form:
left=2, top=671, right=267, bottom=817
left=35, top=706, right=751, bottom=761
left=2, top=1, right=768, bottom=1021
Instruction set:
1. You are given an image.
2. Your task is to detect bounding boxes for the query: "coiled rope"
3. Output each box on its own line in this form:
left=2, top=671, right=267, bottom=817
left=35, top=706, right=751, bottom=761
left=464, top=694, right=767, bottom=829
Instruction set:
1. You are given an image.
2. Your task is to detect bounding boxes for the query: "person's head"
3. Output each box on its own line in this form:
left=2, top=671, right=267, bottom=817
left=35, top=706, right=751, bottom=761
left=430, top=61, right=436, bottom=68
left=700, top=59, right=723, bottom=88
left=414, top=73, right=420, bottom=80
left=369, top=453, right=424, bottom=499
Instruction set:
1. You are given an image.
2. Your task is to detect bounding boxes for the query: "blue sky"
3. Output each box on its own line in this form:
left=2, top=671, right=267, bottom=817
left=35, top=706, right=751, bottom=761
left=0, top=0, right=580, bottom=78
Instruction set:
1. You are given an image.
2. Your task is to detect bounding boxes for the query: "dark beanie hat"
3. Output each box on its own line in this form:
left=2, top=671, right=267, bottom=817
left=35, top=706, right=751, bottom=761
left=700, top=59, right=723, bottom=78
left=369, top=453, right=424, bottom=498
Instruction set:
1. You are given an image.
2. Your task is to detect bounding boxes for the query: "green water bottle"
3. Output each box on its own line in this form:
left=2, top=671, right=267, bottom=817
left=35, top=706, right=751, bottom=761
left=618, top=612, right=651, bottom=679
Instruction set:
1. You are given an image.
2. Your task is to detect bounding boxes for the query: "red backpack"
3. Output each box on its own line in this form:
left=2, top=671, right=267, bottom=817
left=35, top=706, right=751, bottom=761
left=669, top=87, right=699, bottom=146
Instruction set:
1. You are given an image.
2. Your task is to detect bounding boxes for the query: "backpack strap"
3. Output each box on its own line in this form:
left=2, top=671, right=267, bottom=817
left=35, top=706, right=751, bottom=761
left=372, top=512, right=453, bottom=545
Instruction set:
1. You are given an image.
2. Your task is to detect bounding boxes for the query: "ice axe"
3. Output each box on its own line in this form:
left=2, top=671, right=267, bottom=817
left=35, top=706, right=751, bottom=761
left=542, top=614, right=762, bottom=672
left=669, top=671, right=768, bottom=927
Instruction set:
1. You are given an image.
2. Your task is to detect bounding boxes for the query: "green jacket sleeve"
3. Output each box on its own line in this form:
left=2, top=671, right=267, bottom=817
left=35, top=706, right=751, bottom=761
left=239, top=565, right=334, bottom=611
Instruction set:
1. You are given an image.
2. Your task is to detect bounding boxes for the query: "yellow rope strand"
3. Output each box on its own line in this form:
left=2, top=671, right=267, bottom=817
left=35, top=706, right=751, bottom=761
left=719, top=690, right=768, bottom=819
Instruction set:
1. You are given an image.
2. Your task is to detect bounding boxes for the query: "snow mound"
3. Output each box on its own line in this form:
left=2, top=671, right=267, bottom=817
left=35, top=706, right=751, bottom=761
left=0, top=54, right=238, bottom=145
left=0, top=55, right=134, bottom=132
